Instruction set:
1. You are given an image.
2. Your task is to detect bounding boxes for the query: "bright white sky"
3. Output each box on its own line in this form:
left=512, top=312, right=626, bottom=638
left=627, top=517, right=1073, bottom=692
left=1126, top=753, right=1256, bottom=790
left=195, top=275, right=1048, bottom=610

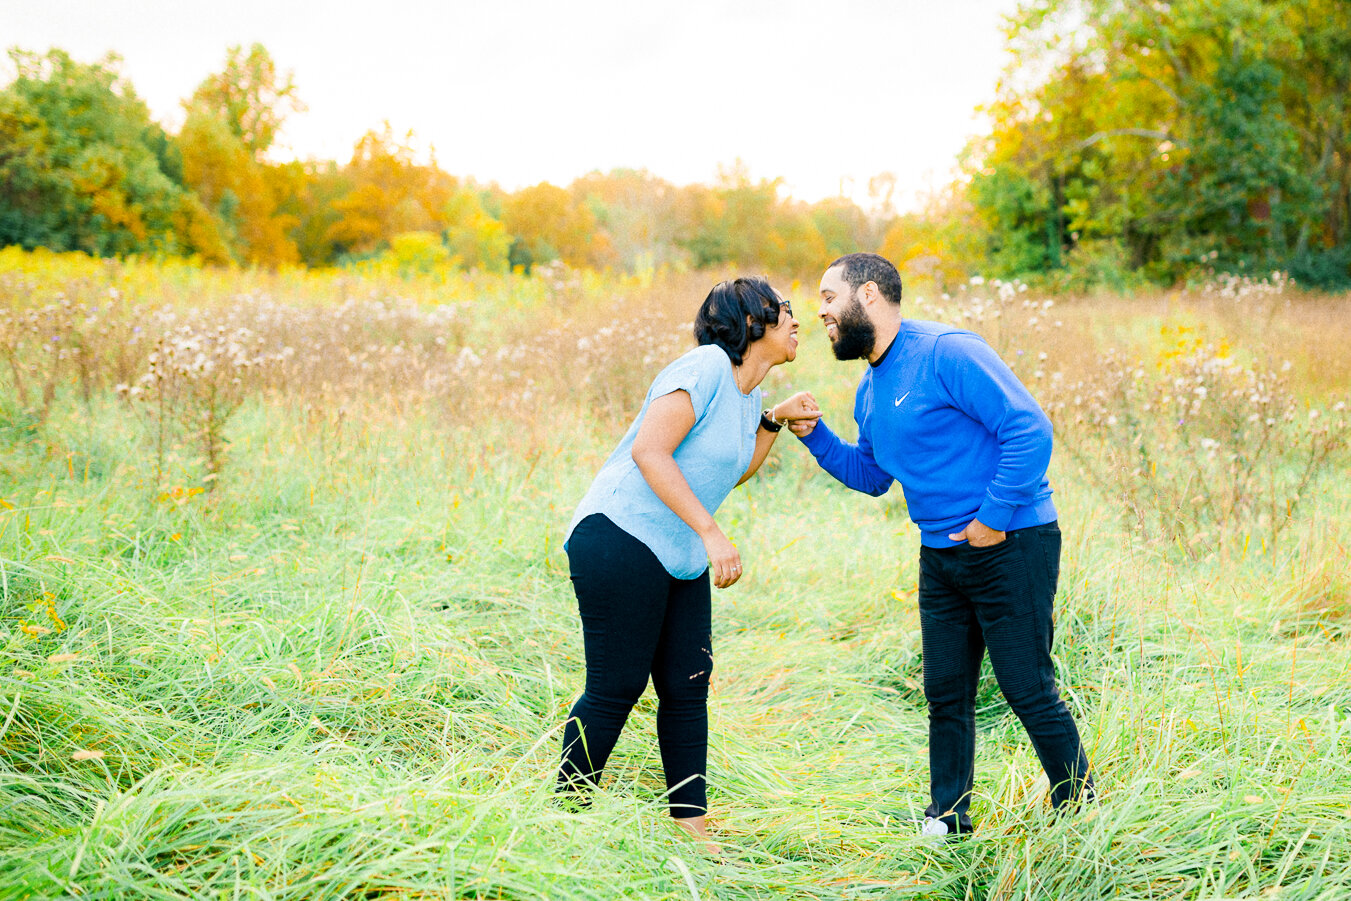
left=2, top=0, right=1019, bottom=212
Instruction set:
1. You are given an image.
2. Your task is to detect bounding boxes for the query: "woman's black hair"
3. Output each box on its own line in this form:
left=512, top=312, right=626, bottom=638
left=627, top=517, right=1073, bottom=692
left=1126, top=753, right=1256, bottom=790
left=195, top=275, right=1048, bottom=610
left=693, top=276, right=785, bottom=365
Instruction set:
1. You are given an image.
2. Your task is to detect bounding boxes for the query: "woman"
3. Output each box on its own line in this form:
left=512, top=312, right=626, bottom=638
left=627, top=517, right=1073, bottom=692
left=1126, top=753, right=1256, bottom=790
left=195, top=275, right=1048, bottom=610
left=557, top=276, right=818, bottom=847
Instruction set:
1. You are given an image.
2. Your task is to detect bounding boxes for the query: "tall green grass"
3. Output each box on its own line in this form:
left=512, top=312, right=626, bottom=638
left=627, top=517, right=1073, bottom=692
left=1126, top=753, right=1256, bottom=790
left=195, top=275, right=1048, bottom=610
left=2, top=255, right=1349, bottom=899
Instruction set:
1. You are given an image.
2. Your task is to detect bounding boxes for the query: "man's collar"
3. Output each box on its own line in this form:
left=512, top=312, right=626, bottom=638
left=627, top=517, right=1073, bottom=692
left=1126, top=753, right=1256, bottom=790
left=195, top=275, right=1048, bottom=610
left=870, top=332, right=898, bottom=368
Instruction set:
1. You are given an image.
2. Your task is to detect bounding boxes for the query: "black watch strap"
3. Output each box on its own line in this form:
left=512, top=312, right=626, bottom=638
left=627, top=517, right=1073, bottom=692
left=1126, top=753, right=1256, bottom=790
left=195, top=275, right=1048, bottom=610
left=760, top=410, right=783, bottom=432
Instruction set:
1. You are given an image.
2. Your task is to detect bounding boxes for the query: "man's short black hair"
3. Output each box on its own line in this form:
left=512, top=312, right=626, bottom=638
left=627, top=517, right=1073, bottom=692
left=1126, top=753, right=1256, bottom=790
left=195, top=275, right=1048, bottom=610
left=694, top=276, right=785, bottom=365
left=828, top=253, right=903, bottom=305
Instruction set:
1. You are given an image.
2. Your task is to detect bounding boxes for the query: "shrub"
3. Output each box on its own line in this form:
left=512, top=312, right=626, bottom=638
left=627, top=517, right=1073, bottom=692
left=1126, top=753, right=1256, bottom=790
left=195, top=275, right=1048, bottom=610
left=1045, top=333, right=1348, bottom=557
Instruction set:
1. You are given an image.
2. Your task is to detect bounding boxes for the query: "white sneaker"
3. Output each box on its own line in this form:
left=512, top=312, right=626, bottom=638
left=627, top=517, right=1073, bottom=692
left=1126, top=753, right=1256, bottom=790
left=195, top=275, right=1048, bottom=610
left=920, top=817, right=949, bottom=841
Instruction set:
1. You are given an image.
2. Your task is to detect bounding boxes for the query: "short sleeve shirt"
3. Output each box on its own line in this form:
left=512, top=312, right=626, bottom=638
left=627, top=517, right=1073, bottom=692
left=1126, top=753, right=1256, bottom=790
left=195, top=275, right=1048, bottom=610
left=564, top=344, right=762, bottom=579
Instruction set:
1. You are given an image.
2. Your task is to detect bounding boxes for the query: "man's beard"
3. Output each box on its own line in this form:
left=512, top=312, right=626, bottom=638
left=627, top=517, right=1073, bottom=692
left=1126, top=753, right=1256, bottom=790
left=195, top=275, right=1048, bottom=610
left=829, top=292, right=876, bottom=361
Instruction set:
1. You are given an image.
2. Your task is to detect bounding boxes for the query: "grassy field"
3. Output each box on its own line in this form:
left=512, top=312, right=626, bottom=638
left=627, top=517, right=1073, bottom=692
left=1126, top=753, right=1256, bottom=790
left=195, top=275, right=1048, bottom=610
left=2, top=250, right=1349, bottom=899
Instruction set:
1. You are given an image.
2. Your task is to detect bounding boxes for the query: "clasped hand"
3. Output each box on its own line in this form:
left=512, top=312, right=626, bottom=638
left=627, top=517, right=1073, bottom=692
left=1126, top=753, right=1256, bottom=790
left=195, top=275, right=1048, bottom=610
left=773, top=391, right=821, bottom=435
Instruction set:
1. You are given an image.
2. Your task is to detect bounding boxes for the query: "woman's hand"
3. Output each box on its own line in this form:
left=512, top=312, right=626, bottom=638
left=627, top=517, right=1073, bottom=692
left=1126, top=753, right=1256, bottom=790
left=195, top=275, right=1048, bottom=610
left=772, top=391, right=822, bottom=424
left=776, top=391, right=822, bottom=437
left=631, top=391, right=746, bottom=587
left=700, top=525, right=742, bottom=589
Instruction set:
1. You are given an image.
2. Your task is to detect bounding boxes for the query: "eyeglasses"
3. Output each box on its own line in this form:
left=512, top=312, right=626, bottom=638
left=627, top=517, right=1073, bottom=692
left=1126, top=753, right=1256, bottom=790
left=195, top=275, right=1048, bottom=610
left=762, top=300, right=792, bottom=327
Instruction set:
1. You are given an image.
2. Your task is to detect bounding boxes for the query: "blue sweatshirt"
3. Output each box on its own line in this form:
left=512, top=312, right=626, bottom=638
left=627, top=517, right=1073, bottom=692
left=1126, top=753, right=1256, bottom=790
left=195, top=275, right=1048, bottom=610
left=800, top=319, right=1056, bottom=548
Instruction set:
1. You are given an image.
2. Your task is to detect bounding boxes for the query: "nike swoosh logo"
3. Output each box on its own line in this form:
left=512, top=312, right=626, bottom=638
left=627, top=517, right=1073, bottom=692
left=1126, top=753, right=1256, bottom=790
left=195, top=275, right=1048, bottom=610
left=894, top=391, right=911, bottom=407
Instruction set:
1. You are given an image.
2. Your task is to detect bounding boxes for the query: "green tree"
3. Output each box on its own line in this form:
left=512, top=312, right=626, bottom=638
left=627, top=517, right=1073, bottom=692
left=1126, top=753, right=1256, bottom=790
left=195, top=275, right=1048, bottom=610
left=501, top=182, right=599, bottom=270
left=677, top=162, right=786, bottom=269
left=571, top=169, right=686, bottom=269
left=1159, top=52, right=1316, bottom=273
left=763, top=203, right=828, bottom=276
left=968, top=166, right=1056, bottom=276
left=380, top=230, right=451, bottom=277
left=186, top=43, right=302, bottom=160
left=967, top=0, right=1349, bottom=286
left=879, top=186, right=984, bottom=292
left=443, top=188, right=510, bottom=272
left=809, top=196, right=877, bottom=261
left=268, top=159, right=349, bottom=267
left=177, top=108, right=298, bottom=266
left=179, top=44, right=304, bottom=266
left=672, top=163, right=837, bottom=275
left=0, top=49, right=214, bottom=257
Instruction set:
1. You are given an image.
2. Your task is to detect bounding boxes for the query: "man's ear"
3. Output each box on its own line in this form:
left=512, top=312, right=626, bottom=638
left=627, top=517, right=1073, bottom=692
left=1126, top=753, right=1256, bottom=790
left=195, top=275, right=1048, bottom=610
left=860, top=280, right=879, bottom=306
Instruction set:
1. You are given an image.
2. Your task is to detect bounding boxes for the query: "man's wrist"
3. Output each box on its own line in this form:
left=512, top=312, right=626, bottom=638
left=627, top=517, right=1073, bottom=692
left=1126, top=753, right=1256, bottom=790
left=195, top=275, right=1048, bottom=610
left=973, top=501, right=1014, bottom=532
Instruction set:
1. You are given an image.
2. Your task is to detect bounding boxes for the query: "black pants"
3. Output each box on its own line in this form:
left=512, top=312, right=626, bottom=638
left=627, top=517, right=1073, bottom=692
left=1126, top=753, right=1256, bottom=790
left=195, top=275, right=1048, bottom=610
left=919, top=521, right=1094, bottom=832
left=557, top=514, right=713, bottom=818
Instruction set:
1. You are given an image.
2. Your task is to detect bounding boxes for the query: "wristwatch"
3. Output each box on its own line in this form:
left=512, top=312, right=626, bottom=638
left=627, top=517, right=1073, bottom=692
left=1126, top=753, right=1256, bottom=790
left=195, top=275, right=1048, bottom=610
left=760, top=409, right=783, bottom=432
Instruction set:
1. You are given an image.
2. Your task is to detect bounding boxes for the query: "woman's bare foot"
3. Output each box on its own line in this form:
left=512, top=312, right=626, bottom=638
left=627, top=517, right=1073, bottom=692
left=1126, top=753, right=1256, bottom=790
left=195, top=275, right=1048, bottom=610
left=673, top=815, right=722, bottom=856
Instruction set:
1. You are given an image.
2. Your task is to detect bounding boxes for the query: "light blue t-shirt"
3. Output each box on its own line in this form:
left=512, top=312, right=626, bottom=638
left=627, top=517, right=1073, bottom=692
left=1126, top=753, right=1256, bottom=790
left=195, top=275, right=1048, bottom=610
left=564, top=344, right=762, bottom=579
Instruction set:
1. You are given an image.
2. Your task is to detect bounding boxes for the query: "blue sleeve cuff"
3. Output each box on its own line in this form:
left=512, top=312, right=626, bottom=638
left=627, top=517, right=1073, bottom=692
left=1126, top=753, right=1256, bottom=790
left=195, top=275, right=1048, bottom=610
left=976, top=497, right=1015, bottom=532
left=798, top=418, right=836, bottom=453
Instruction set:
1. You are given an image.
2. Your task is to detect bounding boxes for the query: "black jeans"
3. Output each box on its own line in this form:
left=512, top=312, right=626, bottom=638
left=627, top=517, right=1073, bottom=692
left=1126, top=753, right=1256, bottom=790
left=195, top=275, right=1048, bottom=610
left=557, top=514, right=713, bottom=818
left=919, top=521, right=1093, bottom=832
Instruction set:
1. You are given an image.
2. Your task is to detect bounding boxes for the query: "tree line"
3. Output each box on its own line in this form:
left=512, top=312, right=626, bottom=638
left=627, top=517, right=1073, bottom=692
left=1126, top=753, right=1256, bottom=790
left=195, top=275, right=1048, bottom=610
left=0, top=45, right=895, bottom=279
left=965, top=0, right=1351, bottom=289
left=3, top=0, right=1349, bottom=290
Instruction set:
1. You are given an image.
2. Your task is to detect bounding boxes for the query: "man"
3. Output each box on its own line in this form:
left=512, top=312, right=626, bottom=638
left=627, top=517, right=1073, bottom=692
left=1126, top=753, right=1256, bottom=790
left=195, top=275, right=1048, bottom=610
left=789, top=253, right=1094, bottom=838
